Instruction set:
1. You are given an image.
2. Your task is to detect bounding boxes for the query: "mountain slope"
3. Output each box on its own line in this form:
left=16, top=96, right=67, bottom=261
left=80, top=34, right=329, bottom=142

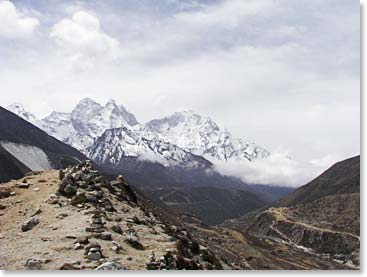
left=0, top=162, right=351, bottom=270
left=88, top=127, right=211, bottom=169
left=0, top=162, right=225, bottom=270
left=0, top=144, right=31, bottom=182
left=242, top=156, right=361, bottom=268
left=4, top=100, right=288, bottom=224
left=0, top=106, right=89, bottom=182
left=8, top=100, right=270, bottom=167
left=277, top=155, right=360, bottom=207
left=7, top=98, right=140, bottom=152
left=145, top=110, right=269, bottom=162
left=6, top=103, right=42, bottom=128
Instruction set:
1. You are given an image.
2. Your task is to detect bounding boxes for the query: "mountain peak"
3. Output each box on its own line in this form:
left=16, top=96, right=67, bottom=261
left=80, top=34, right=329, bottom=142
left=146, top=110, right=269, bottom=162
left=6, top=102, right=40, bottom=127
left=7, top=102, right=25, bottom=110
left=78, top=97, right=99, bottom=105
left=106, top=98, right=117, bottom=105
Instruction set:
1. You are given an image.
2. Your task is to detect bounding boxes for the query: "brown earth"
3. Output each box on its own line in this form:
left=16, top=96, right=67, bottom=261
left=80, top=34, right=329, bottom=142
left=0, top=170, right=177, bottom=270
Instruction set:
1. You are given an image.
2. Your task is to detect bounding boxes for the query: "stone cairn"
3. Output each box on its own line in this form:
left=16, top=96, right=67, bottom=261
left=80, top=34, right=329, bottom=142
left=55, top=161, right=143, bottom=264
left=50, top=161, right=222, bottom=270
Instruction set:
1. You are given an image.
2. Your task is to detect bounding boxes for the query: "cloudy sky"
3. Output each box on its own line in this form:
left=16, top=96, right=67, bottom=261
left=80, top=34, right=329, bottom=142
left=0, top=0, right=360, bottom=186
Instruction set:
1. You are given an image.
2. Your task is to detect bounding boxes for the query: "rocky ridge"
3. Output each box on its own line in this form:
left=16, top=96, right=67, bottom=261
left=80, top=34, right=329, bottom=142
left=0, top=161, right=356, bottom=270
left=0, top=161, right=224, bottom=270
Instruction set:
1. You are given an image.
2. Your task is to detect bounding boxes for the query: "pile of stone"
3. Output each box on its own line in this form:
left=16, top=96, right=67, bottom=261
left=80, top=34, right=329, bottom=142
left=157, top=224, right=223, bottom=270
left=55, top=161, right=141, bottom=242
left=85, top=211, right=106, bottom=234
left=85, top=242, right=104, bottom=261
left=146, top=249, right=202, bottom=270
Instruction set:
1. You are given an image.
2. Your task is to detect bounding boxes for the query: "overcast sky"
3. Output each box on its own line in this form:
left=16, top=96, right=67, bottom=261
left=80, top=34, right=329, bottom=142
left=0, top=0, right=360, bottom=186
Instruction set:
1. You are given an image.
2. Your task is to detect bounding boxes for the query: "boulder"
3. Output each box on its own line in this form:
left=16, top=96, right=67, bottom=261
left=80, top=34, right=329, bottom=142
left=70, top=192, right=87, bottom=206
left=88, top=249, right=101, bottom=261
left=95, top=261, right=126, bottom=270
left=124, top=231, right=144, bottom=250
left=59, top=263, right=80, bottom=270
left=112, top=224, right=123, bottom=234
left=58, top=176, right=77, bottom=197
left=17, top=183, right=30, bottom=189
left=76, top=236, right=89, bottom=245
left=21, top=218, right=40, bottom=232
left=100, top=231, right=112, bottom=241
left=25, top=259, right=42, bottom=270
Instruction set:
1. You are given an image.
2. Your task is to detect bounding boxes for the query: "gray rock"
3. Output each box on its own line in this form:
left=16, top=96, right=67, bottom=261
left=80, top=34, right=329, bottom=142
left=70, top=192, right=87, bottom=206
left=112, top=224, right=123, bottom=234
left=21, top=218, right=40, bottom=232
left=76, top=236, right=89, bottom=245
left=100, top=231, right=112, bottom=240
left=59, top=177, right=77, bottom=197
left=25, top=258, right=42, bottom=270
left=74, top=242, right=84, bottom=250
left=88, top=250, right=101, bottom=261
left=95, top=261, right=126, bottom=270
left=17, top=183, right=30, bottom=189
left=59, top=170, right=65, bottom=180
left=111, top=241, right=122, bottom=252
left=46, top=194, right=59, bottom=204
left=31, top=208, right=42, bottom=217
left=59, top=262, right=80, bottom=270
left=124, top=231, right=144, bottom=250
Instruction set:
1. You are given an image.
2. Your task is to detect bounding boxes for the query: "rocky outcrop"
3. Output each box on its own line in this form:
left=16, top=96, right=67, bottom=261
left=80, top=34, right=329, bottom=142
left=247, top=205, right=360, bottom=268
left=0, top=161, right=224, bottom=270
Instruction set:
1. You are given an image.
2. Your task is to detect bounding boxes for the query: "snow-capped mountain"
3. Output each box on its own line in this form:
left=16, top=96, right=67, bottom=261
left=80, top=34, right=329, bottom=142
left=71, top=98, right=138, bottom=138
left=145, top=110, right=269, bottom=162
left=7, top=103, right=43, bottom=129
left=6, top=98, right=269, bottom=168
left=42, top=112, right=74, bottom=141
left=9, top=98, right=139, bottom=152
left=88, top=127, right=211, bottom=168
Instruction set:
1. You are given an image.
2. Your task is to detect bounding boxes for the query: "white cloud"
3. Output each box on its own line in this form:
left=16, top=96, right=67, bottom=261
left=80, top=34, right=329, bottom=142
left=0, top=0, right=359, bottom=182
left=0, top=0, right=39, bottom=39
left=309, top=154, right=341, bottom=169
left=213, top=152, right=334, bottom=187
left=50, top=11, right=121, bottom=70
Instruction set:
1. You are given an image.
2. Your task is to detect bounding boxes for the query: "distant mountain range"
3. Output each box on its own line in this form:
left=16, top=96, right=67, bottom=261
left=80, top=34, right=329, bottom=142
left=0, top=101, right=359, bottom=269
left=3, top=100, right=290, bottom=224
left=0, top=106, right=88, bottom=182
left=7, top=98, right=269, bottom=169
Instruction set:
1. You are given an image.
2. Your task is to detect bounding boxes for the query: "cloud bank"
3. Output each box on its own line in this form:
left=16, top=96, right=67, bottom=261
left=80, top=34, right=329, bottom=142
left=0, top=0, right=360, bottom=186
left=50, top=11, right=121, bottom=71
left=214, top=152, right=342, bottom=187
left=0, top=0, right=39, bottom=39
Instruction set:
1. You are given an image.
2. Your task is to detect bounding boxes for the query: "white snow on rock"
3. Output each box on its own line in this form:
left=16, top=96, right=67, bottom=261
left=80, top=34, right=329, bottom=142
left=7, top=103, right=43, bottom=129
left=6, top=99, right=270, bottom=169
left=87, top=127, right=210, bottom=168
left=0, top=141, right=52, bottom=171
left=144, top=110, right=270, bottom=162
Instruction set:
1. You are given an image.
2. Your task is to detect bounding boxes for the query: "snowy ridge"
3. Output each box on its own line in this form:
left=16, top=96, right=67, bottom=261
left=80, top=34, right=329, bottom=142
left=6, top=103, right=43, bottom=129
left=8, top=98, right=139, bottom=153
left=145, top=110, right=269, bottom=162
left=7, top=98, right=270, bottom=169
left=88, top=127, right=211, bottom=168
left=42, top=112, right=74, bottom=141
